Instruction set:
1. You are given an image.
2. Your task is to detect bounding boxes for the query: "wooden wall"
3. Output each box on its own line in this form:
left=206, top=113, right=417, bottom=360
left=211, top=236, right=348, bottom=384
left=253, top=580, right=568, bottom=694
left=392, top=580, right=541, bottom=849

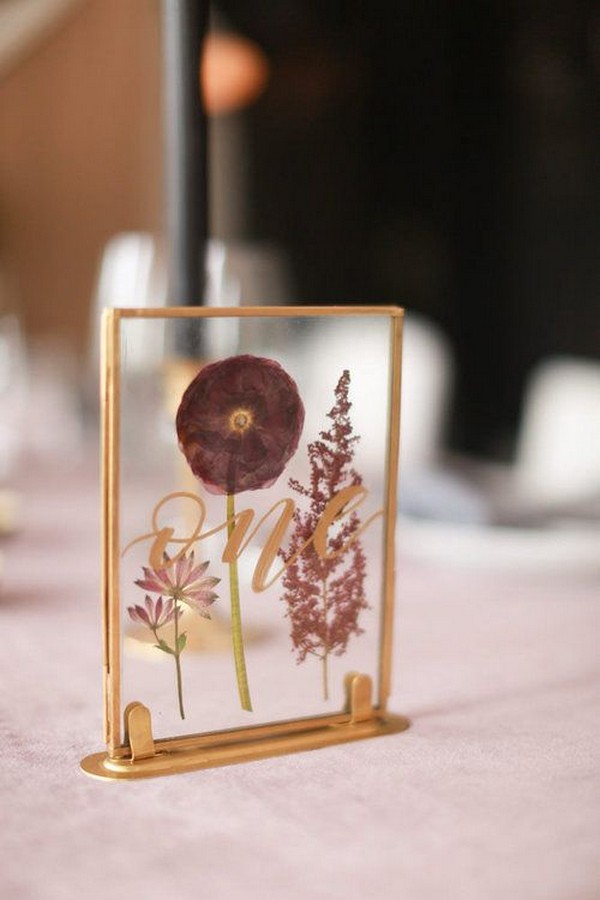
left=0, top=0, right=162, bottom=350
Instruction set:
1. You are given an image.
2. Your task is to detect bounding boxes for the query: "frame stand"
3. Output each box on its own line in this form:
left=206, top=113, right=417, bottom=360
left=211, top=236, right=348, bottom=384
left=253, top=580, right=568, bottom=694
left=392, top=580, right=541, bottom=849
left=80, top=673, right=409, bottom=781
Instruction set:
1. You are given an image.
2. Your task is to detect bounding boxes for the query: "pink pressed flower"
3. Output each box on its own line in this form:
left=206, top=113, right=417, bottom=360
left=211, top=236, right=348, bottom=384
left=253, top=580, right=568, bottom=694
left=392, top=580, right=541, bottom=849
left=135, top=551, right=220, bottom=619
left=176, top=354, right=305, bottom=495
left=127, top=595, right=179, bottom=630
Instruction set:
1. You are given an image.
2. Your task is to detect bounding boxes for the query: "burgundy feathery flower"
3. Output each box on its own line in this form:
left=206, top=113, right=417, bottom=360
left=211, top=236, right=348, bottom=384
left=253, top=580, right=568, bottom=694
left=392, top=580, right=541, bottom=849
left=176, top=354, right=305, bottom=495
left=135, top=551, right=220, bottom=618
left=279, top=370, right=368, bottom=701
left=127, top=595, right=179, bottom=630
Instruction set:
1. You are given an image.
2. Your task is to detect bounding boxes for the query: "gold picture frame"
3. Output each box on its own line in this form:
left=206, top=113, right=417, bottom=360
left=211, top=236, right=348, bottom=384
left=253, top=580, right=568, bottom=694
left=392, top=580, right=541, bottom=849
left=81, top=306, right=409, bottom=780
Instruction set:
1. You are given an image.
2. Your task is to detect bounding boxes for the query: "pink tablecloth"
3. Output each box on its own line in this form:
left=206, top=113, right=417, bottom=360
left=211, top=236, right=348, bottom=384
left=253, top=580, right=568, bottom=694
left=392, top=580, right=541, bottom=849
left=1, top=462, right=599, bottom=900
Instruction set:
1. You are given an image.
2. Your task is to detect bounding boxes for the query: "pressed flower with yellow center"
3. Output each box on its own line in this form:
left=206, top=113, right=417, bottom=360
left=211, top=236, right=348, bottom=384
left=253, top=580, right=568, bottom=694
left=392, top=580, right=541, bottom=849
left=228, top=407, right=253, bottom=433
left=175, top=354, right=305, bottom=713
left=176, top=353, right=304, bottom=496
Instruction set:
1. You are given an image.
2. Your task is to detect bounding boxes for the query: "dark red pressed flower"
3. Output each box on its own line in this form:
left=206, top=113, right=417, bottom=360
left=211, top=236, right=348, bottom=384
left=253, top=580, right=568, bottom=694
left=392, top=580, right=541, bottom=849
left=176, top=354, right=305, bottom=495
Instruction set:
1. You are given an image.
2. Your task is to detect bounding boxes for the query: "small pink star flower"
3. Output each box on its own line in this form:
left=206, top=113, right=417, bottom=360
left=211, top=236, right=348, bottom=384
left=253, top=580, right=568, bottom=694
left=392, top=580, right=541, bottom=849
left=127, top=595, right=179, bottom=630
left=135, top=551, right=220, bottom=619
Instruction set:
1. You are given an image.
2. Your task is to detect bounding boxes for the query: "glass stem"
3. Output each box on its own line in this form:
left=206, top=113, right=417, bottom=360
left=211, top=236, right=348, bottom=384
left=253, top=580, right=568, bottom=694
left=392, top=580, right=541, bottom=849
left=227, top=492, right=253, bottom=711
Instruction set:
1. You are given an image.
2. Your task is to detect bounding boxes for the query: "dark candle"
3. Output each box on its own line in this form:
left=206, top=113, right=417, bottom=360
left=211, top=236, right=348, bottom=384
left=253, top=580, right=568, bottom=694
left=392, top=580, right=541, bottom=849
left=162, top=0, right=209, bottom=318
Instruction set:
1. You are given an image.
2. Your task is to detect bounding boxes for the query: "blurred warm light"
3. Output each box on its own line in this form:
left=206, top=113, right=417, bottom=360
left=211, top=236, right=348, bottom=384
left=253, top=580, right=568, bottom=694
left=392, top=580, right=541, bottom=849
left=201, top=33, right=269, bottom=115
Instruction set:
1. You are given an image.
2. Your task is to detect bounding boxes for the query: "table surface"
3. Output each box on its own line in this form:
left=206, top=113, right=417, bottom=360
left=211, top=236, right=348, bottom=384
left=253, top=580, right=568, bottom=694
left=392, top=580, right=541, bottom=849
left=1, top=459, right=599, bottom=900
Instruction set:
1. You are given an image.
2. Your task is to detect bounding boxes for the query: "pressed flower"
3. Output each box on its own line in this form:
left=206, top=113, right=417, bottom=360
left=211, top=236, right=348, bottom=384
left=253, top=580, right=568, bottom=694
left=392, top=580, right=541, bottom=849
left=127, top=594, right=179, bottom=629
left=175, top=354, right=305, bottom=495
left=279, top=370, right=368, bottom=701
left=175, top=355, right=305, bottom=713
left=129, top=552, right=220, bottom=720
left=136, top=551, right=220, bottom=619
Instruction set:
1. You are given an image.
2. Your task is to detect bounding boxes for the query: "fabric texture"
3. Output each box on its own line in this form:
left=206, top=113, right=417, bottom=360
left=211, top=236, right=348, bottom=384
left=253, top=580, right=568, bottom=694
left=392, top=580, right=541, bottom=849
left=1, top=461, right=599, bottom=900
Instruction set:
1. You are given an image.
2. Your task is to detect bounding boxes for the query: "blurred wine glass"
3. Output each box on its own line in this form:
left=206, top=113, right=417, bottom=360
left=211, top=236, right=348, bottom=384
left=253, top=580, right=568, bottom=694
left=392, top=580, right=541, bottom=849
left=0, top=310, right=28, bottom=485
left=0, top=304, right=28, bottom=538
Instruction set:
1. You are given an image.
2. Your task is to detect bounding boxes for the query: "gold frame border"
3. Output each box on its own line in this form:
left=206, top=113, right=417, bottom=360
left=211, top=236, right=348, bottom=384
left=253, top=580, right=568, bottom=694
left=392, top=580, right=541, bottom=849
left=99, top=305, right=404, bottom=764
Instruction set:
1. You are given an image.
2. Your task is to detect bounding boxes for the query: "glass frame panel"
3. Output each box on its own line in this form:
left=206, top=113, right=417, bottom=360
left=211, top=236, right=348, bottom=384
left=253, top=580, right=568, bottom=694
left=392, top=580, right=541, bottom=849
left=100, top=306, right=403, bottom=761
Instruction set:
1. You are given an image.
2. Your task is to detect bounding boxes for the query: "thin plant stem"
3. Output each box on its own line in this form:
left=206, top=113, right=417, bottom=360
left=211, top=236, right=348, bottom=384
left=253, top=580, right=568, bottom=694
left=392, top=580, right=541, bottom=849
left=152, top=621, right=185, bottom=719
left=227, top=492, right=253, bottom=711
left=321, top=579, right=329, bottom=701
left=173, top=606, right=185, bottom=719
left=322, top=655, right=329, bottom=702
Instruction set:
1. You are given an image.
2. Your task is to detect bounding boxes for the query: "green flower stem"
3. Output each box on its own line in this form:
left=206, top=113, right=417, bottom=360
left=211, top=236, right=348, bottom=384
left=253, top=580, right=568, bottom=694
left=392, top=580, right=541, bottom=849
left=227, top=492, right=253, bottom=711
left=153, top=620, right=185, bottom=720
left=173, top=605, right=185, bottom=720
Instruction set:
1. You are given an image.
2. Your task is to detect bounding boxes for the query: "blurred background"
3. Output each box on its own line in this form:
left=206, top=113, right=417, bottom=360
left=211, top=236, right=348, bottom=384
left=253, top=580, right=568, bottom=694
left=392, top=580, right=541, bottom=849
left=1, top=0, right=599, bottom=550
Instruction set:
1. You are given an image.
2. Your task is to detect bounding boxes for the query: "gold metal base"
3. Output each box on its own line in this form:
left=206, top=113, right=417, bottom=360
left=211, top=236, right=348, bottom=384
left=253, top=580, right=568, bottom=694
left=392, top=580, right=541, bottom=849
left=81, top=673, right=409, bottom=781
left=81, top=713, right=409, bottom=781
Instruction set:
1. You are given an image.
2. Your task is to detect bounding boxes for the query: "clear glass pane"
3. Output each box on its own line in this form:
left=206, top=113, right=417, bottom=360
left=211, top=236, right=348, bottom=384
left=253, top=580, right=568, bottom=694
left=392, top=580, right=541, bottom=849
left=117, top=312, right=393, bottom=739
